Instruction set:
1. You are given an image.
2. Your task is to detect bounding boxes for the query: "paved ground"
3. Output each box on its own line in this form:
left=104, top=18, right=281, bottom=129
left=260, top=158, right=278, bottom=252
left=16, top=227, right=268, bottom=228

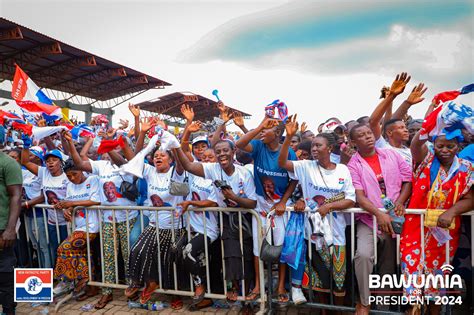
left=15, top=289, right=321, bottom=315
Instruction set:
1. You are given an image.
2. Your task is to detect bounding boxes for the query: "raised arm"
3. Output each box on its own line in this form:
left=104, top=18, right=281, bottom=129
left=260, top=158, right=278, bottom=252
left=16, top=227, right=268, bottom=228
left=175, top=147, right=205, bottom=177
left=79, top=137, right=94, bottom=161
left=278, top=115, right=298, bottom=173
left=134, top=117, right=153, bottom=154
left=369, top=72, right=410, bottom=140
left=233, top=112, right=249, bottom=134
left=236, top=116, right=278, bottom=153
left=129, top=103, right=141, bottom=140
left=410, top=130, right=429, bottom=165
left=209, top=102, right=234, bottom=148
left=392, top=83, right=427, bottom=120
left=62, top=131, right=93, bottom=173
left=21, top=147, right=39, bottom=176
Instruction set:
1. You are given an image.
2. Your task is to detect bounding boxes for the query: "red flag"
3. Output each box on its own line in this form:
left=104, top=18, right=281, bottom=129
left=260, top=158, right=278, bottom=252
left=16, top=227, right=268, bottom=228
left=97, top=136, right=126, bottom=154
left=12, top=121, right=33, bottom=136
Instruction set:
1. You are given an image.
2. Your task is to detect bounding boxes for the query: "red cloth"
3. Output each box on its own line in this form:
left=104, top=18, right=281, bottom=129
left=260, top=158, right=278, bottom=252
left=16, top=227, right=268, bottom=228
left=97, top=136, right=125, bottom=154
left=362, top=153, right=386, bottom=195
left=400, top=152, right=472, bottom=298
left=432, top=90, right=461, bottom=105
left=12, top=121, right=33, bottom=136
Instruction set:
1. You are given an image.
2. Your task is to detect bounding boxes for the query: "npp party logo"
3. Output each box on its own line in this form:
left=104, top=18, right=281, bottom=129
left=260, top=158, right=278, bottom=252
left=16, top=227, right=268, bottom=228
left=14, top=268, right=53, bottom=302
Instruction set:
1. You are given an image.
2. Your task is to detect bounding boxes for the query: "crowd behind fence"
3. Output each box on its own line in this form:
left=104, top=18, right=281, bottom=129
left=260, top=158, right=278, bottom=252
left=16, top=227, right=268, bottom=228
left=16, top=205, right=474, bottom=313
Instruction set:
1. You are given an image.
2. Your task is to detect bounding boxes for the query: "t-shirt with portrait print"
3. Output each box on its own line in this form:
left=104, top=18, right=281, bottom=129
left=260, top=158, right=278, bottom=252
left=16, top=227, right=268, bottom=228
left=187, top=173, right=219, bottom=242
left=90, top=160, right=138, bottom=223
left=66, top=175, right=101, bottom=233
left=37, top=166, right=68, bottom=226
left=142, top=164, right=185, bottom=229
left=289, top=161, right=356, bottom=245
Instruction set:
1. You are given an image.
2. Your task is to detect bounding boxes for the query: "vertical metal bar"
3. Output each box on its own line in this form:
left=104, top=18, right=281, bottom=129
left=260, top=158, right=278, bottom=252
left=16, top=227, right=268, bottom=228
left=43, top=207, right=52, bottom=262
left=99, top=210, right=105, bottom=284
left=445, top=239, right=451, bottom=315
left=396, top=233, right=401, bottom=313
left=140, top=210, right=144, bottom=234
left=186, top=211, right=193, bottom=294
left=219, top=212, right=227, bottom=298
left=351, top=211, right=355, bottom=307
left=256, top=212, right=265, bottom=312
left=126, top=210, right=130, bottom=252
left=238, top=211, right=245, bottom=297
left=329, top=213, right=334, bottom=305
left=203, top=210, right=210, bottom=295
left=171, top=208, right=178, bottom=291
left=155, top=210, right=163, bottom=290
left=307, top=218, right=315, bottom=303
left=85, top=208, right=92, bottom=282
left=54, top=208, right=61, bottom=247
left=372, top=215, right=377, bottom=268
left=112, top=211, right=119, bottom=285
left=32, top=209, right=41, bottom=267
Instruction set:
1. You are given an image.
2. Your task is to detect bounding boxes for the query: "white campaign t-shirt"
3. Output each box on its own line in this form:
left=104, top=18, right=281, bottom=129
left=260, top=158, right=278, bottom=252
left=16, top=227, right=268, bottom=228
left=143, top=164, right=185, bottom=229
left=202, top=163, right=257, bottom=209
left=289, top=161, right=356, bottom=245
left=187, top=173, right=219, bottom=242
left=37, top=166, right=68, bottom=226
left=90, top=160, right=138, bottom=223
left=66, top=175, right=101, bottom=233
left=376, top=137, right=412, bottom=165
left=22, top=169, right=42, bottom=200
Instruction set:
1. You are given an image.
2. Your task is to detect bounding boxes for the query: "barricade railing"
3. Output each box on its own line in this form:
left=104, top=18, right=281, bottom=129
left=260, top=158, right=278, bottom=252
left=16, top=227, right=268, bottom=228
left=265, top=208, right=474, bottom=315
left=70, top=206, right=267, bottom=312
left=18, top=206, right=473, bottom=314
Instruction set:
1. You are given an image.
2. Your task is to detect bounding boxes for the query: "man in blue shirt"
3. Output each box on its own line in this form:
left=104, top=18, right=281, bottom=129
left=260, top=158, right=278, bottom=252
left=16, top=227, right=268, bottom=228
left=236, top=116, right=298, bottom=305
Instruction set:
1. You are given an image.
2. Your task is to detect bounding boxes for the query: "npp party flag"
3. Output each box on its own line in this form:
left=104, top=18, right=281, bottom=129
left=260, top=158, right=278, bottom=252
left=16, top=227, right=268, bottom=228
left=265, top=99, right=288, bottom=122
left=70, top=123, right=95, bottom=141
left=432, top=83, right=474, bottom=105
left=12, top=65, right=62, bottom=120
left=11, top=121, right=67, bottom=141
left=420, top=101, right=473, bottom=140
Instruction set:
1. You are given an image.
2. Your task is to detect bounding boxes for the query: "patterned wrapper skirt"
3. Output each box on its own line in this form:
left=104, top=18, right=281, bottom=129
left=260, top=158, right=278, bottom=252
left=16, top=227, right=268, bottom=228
left=54, top=231, right=97, bottom=282
left=303, top=243, right=346, bottom=296
left=128, top=226, right=188, bottom=289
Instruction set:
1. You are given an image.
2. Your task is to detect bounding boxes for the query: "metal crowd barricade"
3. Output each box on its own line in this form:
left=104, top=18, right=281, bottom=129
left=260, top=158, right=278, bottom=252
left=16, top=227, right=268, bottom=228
left=18, top=205, right=474, bottom=314
left=70, top=205, right=267, bottom=312
left=265, top=208, right=474, bottom=315
left=19, top=204, right=73, bottom=268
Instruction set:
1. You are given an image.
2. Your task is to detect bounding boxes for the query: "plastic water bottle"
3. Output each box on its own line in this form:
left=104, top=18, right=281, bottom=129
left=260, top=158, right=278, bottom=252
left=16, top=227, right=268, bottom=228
left=147, top=301, right=168, bottom=311
left=381, top=194, right=405, bottom=234
left=174, top=205, right=183, bottom=218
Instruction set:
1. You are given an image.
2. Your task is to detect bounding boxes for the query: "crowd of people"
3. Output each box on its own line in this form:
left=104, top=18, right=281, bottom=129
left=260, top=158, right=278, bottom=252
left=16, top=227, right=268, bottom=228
left=0, top=72, right=473, bottom=315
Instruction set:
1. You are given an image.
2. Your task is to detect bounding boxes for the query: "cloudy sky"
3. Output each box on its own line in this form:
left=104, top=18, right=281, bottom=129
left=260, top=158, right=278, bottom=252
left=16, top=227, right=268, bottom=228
left=1, top=0, right=473, bottom=130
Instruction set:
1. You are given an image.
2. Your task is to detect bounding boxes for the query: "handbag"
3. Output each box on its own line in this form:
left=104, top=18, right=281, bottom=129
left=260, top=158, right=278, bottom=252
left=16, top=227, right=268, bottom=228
left=166, top=217, right=188, bottom=265
left=260, top=212, right=285, bottom=263
left=424, top=172, right=458, bottom=230
left=119, top=176, right=139, bottom=201
left=169, top=166, right=189, bottom=196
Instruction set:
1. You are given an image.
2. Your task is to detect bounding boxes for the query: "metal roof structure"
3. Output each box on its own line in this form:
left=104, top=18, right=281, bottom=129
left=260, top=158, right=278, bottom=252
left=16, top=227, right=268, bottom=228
left=136, top=92, right=251, bottom=125
left=0, top=17, right=171, bottom=109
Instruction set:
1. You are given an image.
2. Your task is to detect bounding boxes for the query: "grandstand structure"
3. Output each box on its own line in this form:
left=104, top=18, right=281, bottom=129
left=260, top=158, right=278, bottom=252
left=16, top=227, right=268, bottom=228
left=0, top=17, right=171, bottom=122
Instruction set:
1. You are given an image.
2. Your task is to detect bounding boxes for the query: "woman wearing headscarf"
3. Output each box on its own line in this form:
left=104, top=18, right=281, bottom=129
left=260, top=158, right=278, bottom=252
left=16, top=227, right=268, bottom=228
left=401, top=130, right=473, bottom=315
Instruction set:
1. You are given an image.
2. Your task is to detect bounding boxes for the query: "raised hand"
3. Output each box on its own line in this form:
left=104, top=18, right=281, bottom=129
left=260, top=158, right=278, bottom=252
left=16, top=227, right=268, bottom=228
left=140, top=117, right=153, bottom=133
left=119, top=119, right=129, bottom=130
left=152, top=116, right=167, bottom=130
left=106, top=127, right=116, bottom=139
left=300, top=122, right=308, bottom=134
left=285, top=115, right=299, bottom=137
left=259, top=116, right=279, bottom=130
left=217, top=101, right=226, bottom=114
left=61, top=130, right=73, bottom=143
left=36, top=115, right=46, bottom=127
left=188, top=121, right=202, bottom=133
left=97, top=128, right=106, bottom=138
left=221, top=107, right=234, bottom=123
left=181, top=104, right=194, bottom=123
left=233, top=112, right=245, bottom=127
left=390, top=72, right=411, bottom=96
left=406, top=83, right=427, bottom=105
left=129, top=103, right=140, bottom=117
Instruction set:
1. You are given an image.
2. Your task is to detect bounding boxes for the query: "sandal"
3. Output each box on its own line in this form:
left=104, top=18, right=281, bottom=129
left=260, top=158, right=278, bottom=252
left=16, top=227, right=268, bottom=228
left=226, top=288, right=238, bottom=302
left=140, top=283, right=158, bottom=304
left=171, top=297, right=183, bottom=310
left=191, top=285, right=206, bottom=306
left=125, top=286, right=140, bottom=298
left=76, top=285, right=98, bottom=302
left=277, top=292, right=289, bottom=305
left=94, top=294, right=113, bottom=309
left=245, top=290, right=260, bottom=302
